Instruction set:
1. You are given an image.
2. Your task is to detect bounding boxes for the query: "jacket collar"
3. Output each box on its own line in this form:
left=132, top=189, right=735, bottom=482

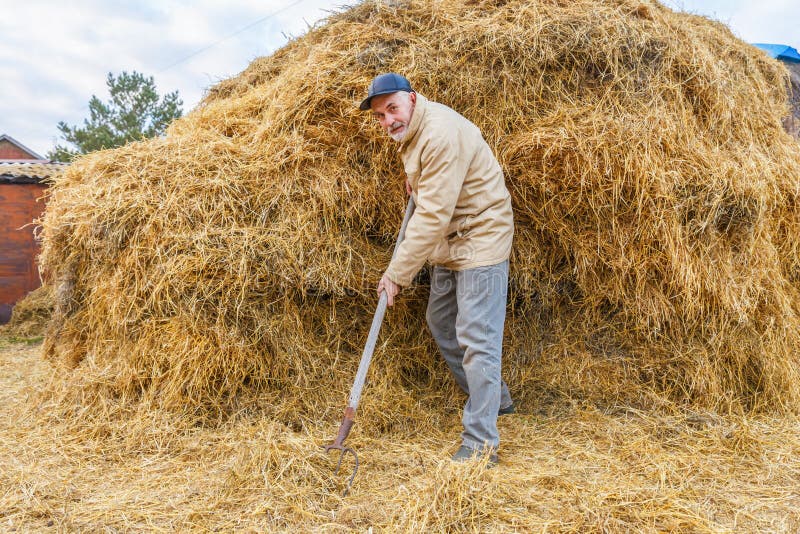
left=399, top=93, right=427, bottom=150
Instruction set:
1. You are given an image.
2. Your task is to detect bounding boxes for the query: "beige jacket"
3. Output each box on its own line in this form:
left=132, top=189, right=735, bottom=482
left=385, top=94, right=514, bottom=287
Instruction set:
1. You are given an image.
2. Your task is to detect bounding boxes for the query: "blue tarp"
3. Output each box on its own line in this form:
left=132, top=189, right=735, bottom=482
left=752, top=43, right=800, bottom=63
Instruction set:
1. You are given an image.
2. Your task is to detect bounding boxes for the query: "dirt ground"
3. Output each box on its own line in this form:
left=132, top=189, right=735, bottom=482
left=1, top=339, right=799, bottom=532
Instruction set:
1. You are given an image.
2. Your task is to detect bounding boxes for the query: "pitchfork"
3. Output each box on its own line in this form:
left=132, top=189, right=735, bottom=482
left=323, top=196, right=416, bottom=495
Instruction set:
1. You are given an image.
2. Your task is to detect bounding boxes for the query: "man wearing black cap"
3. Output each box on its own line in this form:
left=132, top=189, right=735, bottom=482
left=361, top=73, right=515, bottom=465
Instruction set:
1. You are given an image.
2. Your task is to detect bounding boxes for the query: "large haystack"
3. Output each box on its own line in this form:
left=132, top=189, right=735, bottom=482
left=40, top=0, right=800, bottom=419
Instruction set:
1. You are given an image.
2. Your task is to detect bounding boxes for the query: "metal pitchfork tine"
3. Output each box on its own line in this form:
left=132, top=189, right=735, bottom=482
left=323, top=196, right=416, bottom=496
left=322, top=407, right=359, bottom=495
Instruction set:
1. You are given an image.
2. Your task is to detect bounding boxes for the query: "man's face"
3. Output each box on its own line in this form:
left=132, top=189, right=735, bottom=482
left=370, top=91, right=416, bottom=142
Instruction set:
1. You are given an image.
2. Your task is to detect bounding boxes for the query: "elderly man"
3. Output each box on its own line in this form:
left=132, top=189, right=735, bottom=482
left=360, top=73, right=515, bottom=464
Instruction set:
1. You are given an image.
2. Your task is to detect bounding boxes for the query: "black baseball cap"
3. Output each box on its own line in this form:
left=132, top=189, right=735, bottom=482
left=359, top=73, right=414, bottom=110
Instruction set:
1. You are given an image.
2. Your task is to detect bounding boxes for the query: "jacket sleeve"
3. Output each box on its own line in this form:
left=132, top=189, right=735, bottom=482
left=384, top=133, right=469, bottom=286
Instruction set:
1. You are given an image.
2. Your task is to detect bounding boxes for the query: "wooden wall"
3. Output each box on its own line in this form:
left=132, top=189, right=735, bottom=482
left=785, top=62, right=800, bottom=139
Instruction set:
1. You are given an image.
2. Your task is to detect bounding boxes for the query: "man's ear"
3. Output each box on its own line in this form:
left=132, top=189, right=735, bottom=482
left=409, top=91, right=417, bottom=105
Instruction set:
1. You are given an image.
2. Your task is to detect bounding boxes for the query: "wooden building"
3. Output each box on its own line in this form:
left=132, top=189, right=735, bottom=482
left=785, top=61, right=800, bottom=139
left=0, top=135, right=66, bottom=324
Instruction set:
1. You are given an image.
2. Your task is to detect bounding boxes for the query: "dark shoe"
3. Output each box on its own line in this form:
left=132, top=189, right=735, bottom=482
left=451, top=445, right=498, bottom=467
left=498, top=403, right=516, bottom=416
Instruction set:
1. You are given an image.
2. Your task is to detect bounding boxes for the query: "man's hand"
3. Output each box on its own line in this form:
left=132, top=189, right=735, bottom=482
left=405, top=178, right=412, bottom=196
left=377, top=273, right=401, bottom=307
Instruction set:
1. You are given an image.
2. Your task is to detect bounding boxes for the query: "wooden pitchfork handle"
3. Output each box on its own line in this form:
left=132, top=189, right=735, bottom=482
left=322, top=196, right=416, bottom=495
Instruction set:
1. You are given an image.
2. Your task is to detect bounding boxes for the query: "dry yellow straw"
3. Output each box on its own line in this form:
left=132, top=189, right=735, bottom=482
left=5, top=0, right=800, bottom=529
left=38, top=0, right=800, bottom=417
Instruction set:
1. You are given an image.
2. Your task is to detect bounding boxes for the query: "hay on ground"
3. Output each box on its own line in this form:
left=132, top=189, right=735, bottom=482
left=1, top=342, right=798, bottom=531
left=0, top=285, right=53, bottom=339
left=17, top=0, right=800, bottom=529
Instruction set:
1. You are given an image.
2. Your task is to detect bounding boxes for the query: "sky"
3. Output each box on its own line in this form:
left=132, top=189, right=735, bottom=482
left=0, top=0, right=798, bottom=158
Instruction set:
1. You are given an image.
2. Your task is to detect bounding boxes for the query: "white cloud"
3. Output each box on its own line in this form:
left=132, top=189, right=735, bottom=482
left=0, top=0, right=339, bottom=156
left=665, top=0, right=799, bottom=44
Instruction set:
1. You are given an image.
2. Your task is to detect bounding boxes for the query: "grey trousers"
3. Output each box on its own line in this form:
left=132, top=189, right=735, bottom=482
left=426, top=260, right=512, bottom=450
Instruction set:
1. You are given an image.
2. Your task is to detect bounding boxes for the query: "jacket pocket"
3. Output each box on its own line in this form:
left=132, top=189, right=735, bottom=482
left=456, top=214, right=474, bottom=238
